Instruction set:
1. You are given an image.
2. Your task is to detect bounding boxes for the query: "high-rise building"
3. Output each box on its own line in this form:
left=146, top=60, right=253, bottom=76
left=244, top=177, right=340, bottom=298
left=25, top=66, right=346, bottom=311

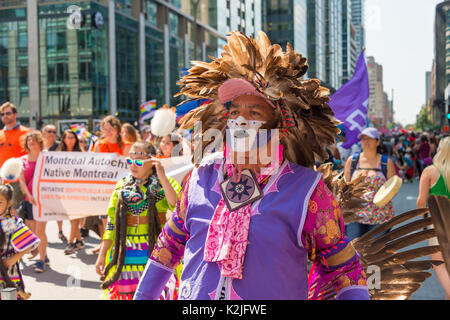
left=306, top=0, right=326, bottom=82
left=342, top=0, right=358, bottom=84
left=262, top=0, right=307, bottom=55
left=367, top=56, right=392, bottom=128
left=0, top=0, right=225, bottom=130
left=182, top=0, right=262, bottom=58
left=432, top=0, right=450, bottom=128
left=324, top=0, right=343, bottom=91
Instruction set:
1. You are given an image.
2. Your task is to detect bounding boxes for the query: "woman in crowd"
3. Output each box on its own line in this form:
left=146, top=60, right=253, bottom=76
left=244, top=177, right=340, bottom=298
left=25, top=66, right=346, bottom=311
left=94, top=141, right=180, bottom=300
left=41, top=124, right=67, bottom=244
left=415, top=134, right=431, bottom=176
left=156, top=133, right=181, bottom=159
left=57, top=130, right=85, bottom=255
left=18, top=131, right=48, bottom=272
left=417, top=136, right=450, bottom=300
left=93, top=116, right=132, bottom=252
left=94, top=115, right=131, bottom=156
left=121, top=123, right=141, bottom=145
left=344, top=127, right=396, bottom=240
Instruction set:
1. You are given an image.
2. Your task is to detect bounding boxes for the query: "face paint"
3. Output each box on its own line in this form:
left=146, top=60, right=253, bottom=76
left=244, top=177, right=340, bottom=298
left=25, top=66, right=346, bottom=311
left=226, top=116, right=266, bottom=152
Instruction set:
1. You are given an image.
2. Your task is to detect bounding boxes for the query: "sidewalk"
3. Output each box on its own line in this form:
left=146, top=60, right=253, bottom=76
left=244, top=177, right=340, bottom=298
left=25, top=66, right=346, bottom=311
left=20, top=219, right=104, bottom=300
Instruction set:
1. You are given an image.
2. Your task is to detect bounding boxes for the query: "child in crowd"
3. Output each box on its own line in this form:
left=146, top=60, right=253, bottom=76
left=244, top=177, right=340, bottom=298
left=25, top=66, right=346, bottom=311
left=0, top=183, right=40, bottom=299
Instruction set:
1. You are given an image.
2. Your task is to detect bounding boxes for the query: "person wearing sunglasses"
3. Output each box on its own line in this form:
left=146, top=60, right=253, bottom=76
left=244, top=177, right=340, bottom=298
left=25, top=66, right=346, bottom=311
left=0, top=102, right=31, bottom=218
left=41, top=124, right=60, bottom=151
left=95, top=141, right=181, bottom=300
left=0, top=102, right=31, bottom=168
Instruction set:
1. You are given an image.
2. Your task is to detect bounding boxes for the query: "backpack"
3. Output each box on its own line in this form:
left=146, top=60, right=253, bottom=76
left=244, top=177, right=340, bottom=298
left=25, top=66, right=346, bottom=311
left=350, top=153, right=388, bottom=179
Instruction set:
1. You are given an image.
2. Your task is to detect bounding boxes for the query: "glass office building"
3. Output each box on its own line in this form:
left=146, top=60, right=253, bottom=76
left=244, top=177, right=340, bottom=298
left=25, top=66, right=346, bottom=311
left=262, top=0, right=307, bottom=56
left=0, top=0, right=225, bottom=131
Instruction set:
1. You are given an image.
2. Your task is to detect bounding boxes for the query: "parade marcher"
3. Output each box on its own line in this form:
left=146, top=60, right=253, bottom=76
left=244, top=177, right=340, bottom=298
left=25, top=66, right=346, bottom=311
left=41, top=124, right=67, bottom=244
left=416, top=134, right=432, bottom=176
left=140, top=125, right=153, bottom=143
left=92, top=116, right=132, bottom=253
left=94, top=115, right=132, bottom=157
left=134, top=31, right=370, bottom=300
left=17, top=131, right=49, bottom=272
left=417, top=136, right=450, bottom=299
left=0, top=183, right=40, bottom=299
left=121, top=123, right=141, bottom=145
left=0, top=102, right=30, bottom=217
left=157, top=133, right=181, bottom=159
left=95, top=141, right=181, bottom=300
left=57, top=130, right=85, bottom=255
left=344, top=127, right=396, bottom=240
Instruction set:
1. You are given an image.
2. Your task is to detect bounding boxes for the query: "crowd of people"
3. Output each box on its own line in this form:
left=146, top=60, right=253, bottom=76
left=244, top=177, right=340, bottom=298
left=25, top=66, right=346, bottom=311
left=0, top=31, right=449, bottom=301
left=0, top=101, right=187, bottom=299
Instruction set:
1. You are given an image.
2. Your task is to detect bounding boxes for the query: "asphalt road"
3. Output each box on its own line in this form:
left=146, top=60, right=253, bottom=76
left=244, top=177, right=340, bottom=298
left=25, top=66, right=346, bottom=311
left=20, top=220, right=104, bottom=300
left=18, top=178, right=446, bottom=300
left=390, top=178, right=447, bottom=300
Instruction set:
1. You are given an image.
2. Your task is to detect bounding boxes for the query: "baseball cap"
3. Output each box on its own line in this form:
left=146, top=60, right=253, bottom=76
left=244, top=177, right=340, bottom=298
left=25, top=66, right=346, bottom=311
left=358, top=127, right=380, bottom=140
left=218, top=78, right=277, bottom=109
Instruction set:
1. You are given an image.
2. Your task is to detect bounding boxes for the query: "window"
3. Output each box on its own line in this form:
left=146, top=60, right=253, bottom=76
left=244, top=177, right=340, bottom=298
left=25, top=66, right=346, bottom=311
left=79, top=61, right=91, bottom=81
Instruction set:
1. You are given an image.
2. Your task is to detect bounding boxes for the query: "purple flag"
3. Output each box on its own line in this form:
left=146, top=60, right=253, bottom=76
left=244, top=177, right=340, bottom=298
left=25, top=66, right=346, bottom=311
left=329, top=51, right=369, bottom=149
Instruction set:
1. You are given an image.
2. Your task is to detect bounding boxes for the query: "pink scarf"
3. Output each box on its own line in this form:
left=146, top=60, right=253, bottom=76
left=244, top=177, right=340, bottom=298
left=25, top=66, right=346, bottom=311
left=203, top=145, right=283, bottom=279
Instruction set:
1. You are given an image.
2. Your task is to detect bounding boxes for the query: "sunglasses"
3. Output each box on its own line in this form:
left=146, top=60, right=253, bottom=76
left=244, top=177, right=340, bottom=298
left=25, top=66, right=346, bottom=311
left=0, top=112, right=13, bottom=117
left=125, top=157, right=153, bottom=167
left=46, top=130, right=56, bottom=134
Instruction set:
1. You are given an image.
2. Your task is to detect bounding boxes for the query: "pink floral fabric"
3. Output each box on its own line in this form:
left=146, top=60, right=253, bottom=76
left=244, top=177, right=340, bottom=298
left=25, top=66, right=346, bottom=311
left=203, top=162, right=278, bottom=279
left=302, top=179, right=367, bottom=298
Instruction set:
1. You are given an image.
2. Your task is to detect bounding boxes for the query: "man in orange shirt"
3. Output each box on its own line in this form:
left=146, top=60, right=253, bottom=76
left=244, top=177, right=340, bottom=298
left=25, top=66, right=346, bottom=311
left=0, top=101, right=31, bottom=214
left=0, top=102, right=30, bottom=166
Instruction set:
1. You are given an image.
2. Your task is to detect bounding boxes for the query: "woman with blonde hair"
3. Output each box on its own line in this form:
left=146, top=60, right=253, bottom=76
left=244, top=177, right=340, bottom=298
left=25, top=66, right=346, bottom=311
left=18, top=131, right=48, bottom=272
left=417, top=136, right=450, bottom=299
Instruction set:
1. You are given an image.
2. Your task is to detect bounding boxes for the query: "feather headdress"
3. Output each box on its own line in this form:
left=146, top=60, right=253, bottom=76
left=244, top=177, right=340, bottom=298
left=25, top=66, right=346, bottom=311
left=177, top=31, right=341, bottom=168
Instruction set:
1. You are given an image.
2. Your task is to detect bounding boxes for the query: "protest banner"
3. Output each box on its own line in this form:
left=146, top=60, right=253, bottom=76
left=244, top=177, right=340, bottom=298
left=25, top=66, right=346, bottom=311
left=32, top=151, right=193, bottom=221
left=32, top=151, right=129, bottom=221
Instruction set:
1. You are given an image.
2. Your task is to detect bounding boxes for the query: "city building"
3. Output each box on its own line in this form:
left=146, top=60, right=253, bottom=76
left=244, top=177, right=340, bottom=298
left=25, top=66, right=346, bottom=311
left=367, top=56, right=392, bottom=128
left=431, top=0, right=450, bottom=129
left=181, top=0, right=262, bottom=58
left=350, top=0, right=364, bottom=54
left=341, top=0, right=358, bottom=84
left=0, top=0, right=226, bottom=131
left=262, top=0, right=307, bottom=55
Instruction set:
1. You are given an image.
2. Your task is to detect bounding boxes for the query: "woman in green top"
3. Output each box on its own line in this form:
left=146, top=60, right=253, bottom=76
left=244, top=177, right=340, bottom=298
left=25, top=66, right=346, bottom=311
left=94, top=141, right=181, bottom=300
left=417, top=136, right=450, bottom=299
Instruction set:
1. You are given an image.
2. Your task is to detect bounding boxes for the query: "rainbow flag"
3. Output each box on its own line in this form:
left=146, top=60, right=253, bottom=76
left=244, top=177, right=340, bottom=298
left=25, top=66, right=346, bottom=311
left=70, top=124, right=95, bottom=140
left=140, top=100, right=157, bottom=120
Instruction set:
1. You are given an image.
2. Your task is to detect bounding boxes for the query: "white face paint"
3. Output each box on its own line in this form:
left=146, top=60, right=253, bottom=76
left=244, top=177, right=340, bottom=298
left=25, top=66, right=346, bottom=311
left=226, top=116, right=266, bottom=152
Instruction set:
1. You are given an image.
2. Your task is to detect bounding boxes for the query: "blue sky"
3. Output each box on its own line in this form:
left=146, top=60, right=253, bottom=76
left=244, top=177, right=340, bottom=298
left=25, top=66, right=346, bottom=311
left=365, top=0, right=442, bottom=126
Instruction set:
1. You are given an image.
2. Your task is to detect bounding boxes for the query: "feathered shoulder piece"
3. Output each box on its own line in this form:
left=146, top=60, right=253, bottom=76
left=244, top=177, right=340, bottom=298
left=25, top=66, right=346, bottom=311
left=176, top=31, right=341, bottom=168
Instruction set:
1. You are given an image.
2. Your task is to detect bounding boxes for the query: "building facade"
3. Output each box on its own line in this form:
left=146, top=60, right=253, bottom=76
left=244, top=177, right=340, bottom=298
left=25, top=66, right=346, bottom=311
left=262, top=0, right=307, bottom=55
left=350, top=0, right=364, bottom=54
left=341, top=0, right=357, bottom=84
left=181, top=0, right=262, bottom=59
left=367, top=56, right=392, bottom=128
left=0, top=0, right=226, bottom=131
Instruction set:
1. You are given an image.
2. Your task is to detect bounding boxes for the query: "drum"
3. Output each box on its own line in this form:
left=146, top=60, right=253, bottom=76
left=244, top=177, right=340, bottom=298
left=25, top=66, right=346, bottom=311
left=373, top=175, right=402, bottom=208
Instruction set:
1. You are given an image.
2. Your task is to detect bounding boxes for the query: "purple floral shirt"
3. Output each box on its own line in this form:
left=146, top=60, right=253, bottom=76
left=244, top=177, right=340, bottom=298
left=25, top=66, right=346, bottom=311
left=150, top=173, right=367, bottom=298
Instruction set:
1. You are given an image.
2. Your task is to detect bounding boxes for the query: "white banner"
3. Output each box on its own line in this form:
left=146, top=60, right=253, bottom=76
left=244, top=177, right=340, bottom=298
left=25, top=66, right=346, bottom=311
left=32, top=152, right=193, bottom=221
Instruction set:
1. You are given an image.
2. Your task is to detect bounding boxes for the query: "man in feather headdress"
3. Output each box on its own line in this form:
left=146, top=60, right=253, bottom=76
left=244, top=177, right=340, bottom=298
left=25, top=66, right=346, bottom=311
left=134, top=31, right=370, bottom=300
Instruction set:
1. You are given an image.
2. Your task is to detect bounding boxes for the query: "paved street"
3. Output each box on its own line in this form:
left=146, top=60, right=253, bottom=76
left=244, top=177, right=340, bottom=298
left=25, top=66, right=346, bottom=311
left=391, top=179, right=446, bottom=300
left=21, top=221, right=104, bottom=300
left=19, top=179, right=446, bottom=300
